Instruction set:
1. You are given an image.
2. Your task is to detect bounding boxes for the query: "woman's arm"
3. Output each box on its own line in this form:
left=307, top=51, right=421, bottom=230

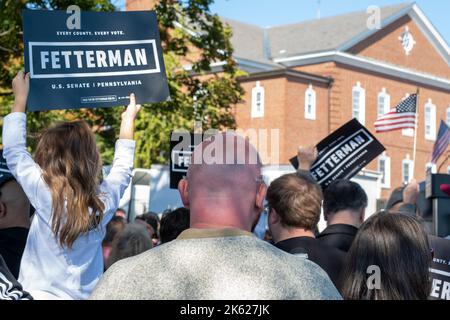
left=2, top=71, right=44, bottom=211
left=100, top=94, right=141, bottom=220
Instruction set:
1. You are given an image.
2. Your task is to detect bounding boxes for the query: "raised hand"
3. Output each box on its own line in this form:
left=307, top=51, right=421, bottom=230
left=119, top=93, right=142, bottom=140
left=297, top=145, right=318, bottom=171
left=12, top=71, right=30, bottom=113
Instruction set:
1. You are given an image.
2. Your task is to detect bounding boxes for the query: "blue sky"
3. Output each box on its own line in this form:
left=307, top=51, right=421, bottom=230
left=116, top=1, right=450, bottom=46
left=210, top=0, right=449, bottom=45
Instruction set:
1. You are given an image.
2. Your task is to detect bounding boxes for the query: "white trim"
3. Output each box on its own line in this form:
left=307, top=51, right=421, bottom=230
left=273, top=50, right=337, bottom=64
left=274, top=51, right=450, bottom=91
left=377, top=88, right=391, bottom=117
left=352, top=82, right=365, bottom=125
left=402, top=154, right=414, bottom=184
left=446, top=106, right=450, bottom=127
left=425, top=99, right=437, bottom=141
left=304, top=84, right=316, bottom=120
left=251, top=81, right=265, bottom=118
left=28, top=40, right=160, bottom=79
left=430, top=268, right=450, bottom=278
left=378, top=152, right=391, bottom=189
left=235, top=57, right=282, bottom=71
left=425, top=162, right=437, bottom=174
left=410, top=4, right=450, bottom=65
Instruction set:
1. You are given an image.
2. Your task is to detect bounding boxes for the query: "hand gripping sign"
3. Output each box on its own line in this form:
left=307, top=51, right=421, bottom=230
left=22, top=9, right=170, bottom=111
left=290, top=119, right=386, bottom=189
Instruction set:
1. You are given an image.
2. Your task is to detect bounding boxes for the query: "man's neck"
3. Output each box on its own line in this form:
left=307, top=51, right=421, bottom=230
left=326, top=210, right=360, bottom=228
left=274, top=228, right=315, bottom=243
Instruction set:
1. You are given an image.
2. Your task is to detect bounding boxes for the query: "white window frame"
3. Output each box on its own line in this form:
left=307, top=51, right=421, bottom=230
left=378, top=152, right=391, bottom=189
left=447, top=106, right=450, bottom=127
left=425, top=99, right=436, bottom=141
left=304, top=84, right=316, bottom=120
left=352, top=82, right=366, bottom=125
left=251, top=81, right=265, bottom=118
left=447, top=166, right=450, bottom=175
left=426, top=162, right=437, bottom=174
left=402, top=154, right=414, bottom=184
left=377, top=88, right=391, bottom=117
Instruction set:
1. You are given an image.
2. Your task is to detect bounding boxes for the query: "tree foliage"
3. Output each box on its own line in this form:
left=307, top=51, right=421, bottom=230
left=0, top=0, right=243, bottom=167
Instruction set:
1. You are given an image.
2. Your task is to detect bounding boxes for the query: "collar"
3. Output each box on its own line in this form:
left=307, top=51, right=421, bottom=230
left=177, top=228, right=255, bottom=240
left=319, top=224, right=359, bottom=236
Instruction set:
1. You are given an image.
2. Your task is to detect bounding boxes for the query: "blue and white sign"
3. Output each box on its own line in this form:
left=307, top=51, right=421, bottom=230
left=23, top=9, right=170, bottom=111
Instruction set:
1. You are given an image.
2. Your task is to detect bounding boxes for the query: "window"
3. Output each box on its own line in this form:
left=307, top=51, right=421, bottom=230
left=402, top=155, right=414, bottom=184
left=447, top=166, right=450, bottom=175
left=425, top=99, right=436, bottom=141
left=446, top=107, right=450, bottom=127
left=352, top=82, right=366, bottom=125
left=251, top=81, right=265, bottom=118
left=426, top=162, right=437, bottom=174
left=378, top=152, right=391, bottom=189
left=377, top=88, right=391, bottom=117
left=304, top=84, right=316, bottom=120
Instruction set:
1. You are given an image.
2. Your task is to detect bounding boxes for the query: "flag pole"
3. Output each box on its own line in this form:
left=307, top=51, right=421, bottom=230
left=412, top=88, right=420, bottom=179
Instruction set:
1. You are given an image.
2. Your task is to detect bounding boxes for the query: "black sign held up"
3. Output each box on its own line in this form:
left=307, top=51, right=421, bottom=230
left=170, top=132, right=213, bottom=189
left=290, top=119, right=385, bottom=188
left=22, top=10, right=170, bottom=111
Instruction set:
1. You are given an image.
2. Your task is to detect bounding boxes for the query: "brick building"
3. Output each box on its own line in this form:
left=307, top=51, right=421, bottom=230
left=127, top=1, right=450, bottom=200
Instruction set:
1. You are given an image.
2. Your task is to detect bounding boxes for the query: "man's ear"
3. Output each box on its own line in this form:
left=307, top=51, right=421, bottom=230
left=255, top=183, right=267, bottom=212
left=360, top=208, right=366, bottom=223
left=0, top=201, right=6, bottom=220
left=268, top=208, right=280, bottom=225
left=178, top=178, right=190, bottom=208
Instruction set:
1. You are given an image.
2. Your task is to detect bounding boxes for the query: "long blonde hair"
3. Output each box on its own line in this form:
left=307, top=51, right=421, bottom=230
left=34, top=121, right=105, bottom=248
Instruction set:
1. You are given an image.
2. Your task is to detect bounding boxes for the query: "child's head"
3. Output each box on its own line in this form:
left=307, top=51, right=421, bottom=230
left=34, top=120, right=105, bottom=248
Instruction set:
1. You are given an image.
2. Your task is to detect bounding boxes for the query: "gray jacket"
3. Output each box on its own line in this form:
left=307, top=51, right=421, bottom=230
left=90, top=228, right=342, bottom=300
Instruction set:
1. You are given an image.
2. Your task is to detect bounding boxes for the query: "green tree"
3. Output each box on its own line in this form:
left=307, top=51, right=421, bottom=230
left=0, top=0, right=243, bottom=167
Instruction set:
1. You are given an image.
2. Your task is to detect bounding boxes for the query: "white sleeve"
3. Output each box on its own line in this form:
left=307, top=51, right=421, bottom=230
left=99, top=139, right=135, bottom=224
left=2, top=112, right=45, bottom=212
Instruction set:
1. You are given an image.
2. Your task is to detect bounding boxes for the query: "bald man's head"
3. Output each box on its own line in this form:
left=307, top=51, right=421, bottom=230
left=178, top=133, right=266, bottom=231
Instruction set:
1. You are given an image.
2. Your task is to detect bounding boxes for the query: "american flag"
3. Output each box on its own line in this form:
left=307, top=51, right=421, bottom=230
left=431, top=120, right=450, bottom=164
left=374, top=94, right=417, bottom=133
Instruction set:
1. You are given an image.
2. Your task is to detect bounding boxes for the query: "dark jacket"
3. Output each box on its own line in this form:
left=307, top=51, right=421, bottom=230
left=0, top=255, right=32, bottom=300
left=0, top=227, right=29, bottom=279
left=317, top=224, right=358, bottom=252
left=275, top=236, right=346, bottom=290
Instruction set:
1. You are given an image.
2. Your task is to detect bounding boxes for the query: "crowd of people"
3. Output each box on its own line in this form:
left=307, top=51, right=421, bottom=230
left=0, top=71, right=449, bottom=300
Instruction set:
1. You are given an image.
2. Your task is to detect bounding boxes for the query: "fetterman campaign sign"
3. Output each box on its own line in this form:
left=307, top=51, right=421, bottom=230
left=22, top=10, right=169, bottom=111
left=169, top=132, right=214, bottom=189
left=290, top=119, right=385, bottom=188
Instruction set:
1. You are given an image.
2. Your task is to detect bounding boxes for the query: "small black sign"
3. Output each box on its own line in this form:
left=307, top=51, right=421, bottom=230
left=429, top=236, right=450, bottom=300
left=290, top=119, right=386, bottom=188
left=170, top=132, right=212, bottom=189
left=22, top=10, right=169, bottom=111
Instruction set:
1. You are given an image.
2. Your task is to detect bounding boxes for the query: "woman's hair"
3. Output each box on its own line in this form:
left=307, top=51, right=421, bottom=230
left=340, top=212, right=431, bottom=300
left=34, top=121, right=105, bottom=248
left=107, top=223, right=152, bottom=269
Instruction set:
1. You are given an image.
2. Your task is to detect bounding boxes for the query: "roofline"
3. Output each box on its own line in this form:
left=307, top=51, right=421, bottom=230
left=410, top=4, right=450, bottom=62
left=235, top=57, right=284, bottom=71
left=338, top=3, right=415, bottom=52
left=237, top=69, right=333, bottom=86
left=273, top=51, right=450, bottom=91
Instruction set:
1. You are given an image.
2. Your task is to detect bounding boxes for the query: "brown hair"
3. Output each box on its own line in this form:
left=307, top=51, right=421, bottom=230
left=266, top=173, right=323, bottom=230
left=34, top=121, right=105, bottom=248
left=340, top=212, right=431, bottom=300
